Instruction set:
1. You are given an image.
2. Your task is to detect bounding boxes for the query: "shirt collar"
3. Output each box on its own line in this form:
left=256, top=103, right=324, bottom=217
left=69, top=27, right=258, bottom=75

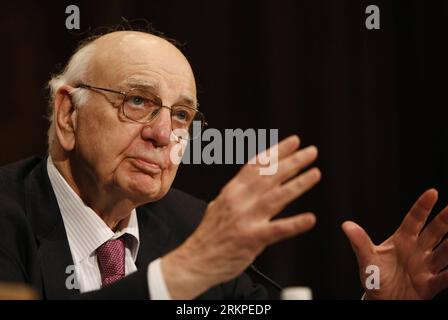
left=46, top=156, right=140, bottom=264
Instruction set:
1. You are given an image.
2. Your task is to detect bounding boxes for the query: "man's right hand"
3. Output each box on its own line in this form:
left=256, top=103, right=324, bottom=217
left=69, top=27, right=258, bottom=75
left=161, top=135, right=321, bottom=299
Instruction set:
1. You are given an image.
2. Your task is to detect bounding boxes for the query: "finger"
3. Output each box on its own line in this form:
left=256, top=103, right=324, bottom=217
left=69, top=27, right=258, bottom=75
left=271, top=145, right=318, bottom=185
left=261, top=167, right=321, bottom=216
left=419, top=204, right=448, bottom=250
left=398, top=189, right=438, bottom=237
left=258, top=212, right=316, bottom=246
left=239, top=135, right=301, bottom=185
left=429, top=239, right=448, bottom=274
left=250, top=134, right=300, bottom=166
left=230, top=135, right=301, bottom=195
left=342, top=221, right=375, bottom=267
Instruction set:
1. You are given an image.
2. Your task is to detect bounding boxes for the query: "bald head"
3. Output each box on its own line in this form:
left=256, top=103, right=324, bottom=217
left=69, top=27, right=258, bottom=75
left=88, top=31, right=196, bottom=96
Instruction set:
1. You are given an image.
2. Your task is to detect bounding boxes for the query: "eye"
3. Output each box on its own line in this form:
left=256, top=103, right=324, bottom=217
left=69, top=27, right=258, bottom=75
left=128, top=95, right=145, bottom=107
left=173, top=109, right=191, bottom=122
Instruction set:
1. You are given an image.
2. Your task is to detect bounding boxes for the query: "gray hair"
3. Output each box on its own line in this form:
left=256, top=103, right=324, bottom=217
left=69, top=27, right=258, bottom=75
left=47, top=42, right=96, bottom=149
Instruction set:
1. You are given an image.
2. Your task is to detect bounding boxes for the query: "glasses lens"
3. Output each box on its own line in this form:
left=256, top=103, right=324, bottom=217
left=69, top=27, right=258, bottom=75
left=171, top=107, right=205, bottom=140
left=122, top=91, right=206, bottom=141
left=123, top=90, right=161, bottom=122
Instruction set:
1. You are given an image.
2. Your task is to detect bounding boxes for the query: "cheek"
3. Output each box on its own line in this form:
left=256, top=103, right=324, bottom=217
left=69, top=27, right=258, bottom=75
left=161, top=162, right=180, bottom=188
left=156, top=163, right=181, bottom=198
left=75, top=108, right=139, bottom=177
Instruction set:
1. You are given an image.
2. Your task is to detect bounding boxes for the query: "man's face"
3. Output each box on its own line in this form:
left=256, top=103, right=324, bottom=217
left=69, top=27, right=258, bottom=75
left=71, top=33, right=196, bottom=203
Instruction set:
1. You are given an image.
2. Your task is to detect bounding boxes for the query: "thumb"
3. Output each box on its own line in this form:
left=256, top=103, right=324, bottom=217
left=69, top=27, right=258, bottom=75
left=342, top=221, right=375, bottom=266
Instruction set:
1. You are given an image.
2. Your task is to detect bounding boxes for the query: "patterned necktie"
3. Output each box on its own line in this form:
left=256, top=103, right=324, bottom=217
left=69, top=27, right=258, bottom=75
left=96, top=237, right=126, bottom=287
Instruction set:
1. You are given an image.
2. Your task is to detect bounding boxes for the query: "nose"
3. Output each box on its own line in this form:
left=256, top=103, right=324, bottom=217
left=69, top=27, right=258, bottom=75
left=141, top=108, right=172, bottom=147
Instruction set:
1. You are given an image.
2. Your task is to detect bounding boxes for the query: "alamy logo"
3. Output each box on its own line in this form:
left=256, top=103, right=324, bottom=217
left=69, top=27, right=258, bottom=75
left=365, top=5, right=380, bottom=30
left=65, top=265, right=80, bottom=290
left=170, top=122, right=279, bottom=175
left=365, top=265, right=380, bottom=290
left=65, top=5, right=80, bottom=30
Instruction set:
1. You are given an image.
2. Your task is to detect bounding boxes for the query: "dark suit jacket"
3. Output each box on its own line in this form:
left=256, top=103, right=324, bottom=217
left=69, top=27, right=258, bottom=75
left=0, top=156, right=269, bottom=299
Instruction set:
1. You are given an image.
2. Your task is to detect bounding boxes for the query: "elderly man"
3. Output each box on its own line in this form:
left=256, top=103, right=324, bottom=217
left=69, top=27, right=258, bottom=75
left=0, top=30, right=447, bottom=300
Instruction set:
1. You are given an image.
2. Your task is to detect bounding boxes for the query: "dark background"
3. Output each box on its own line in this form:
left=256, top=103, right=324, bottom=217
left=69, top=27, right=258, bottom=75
left=1, top=0, right=447, bottom=299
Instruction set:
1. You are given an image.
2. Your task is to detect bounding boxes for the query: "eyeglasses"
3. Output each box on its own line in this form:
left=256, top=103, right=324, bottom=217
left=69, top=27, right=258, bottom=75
left=76, top=83, right=207, bottom=140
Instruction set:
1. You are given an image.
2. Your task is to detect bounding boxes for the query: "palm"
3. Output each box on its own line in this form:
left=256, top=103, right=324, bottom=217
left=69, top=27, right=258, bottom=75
left=343, top=189, right=448, bottom=300
left=361, top=235, right=425, bottom=299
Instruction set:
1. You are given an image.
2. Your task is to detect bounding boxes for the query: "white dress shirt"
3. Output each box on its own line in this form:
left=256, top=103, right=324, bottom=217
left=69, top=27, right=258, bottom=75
left=46, top=157, right=171, bottom=299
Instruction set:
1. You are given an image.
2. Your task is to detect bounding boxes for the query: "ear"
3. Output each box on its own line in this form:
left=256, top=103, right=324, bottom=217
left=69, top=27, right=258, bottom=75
left=53, top=85, right=78, bottom=152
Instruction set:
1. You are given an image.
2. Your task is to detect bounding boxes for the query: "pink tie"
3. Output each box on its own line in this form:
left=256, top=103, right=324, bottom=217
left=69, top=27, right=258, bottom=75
left=96, top=237, right=126, bottom=287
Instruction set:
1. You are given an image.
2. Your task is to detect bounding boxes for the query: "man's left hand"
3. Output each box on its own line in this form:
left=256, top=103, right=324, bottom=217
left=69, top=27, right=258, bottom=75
left=343, top=189, right=448, bottom=299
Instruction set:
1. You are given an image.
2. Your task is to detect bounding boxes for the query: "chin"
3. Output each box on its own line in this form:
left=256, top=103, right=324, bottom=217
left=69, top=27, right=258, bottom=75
left=124, top=171, right=170, bottom=203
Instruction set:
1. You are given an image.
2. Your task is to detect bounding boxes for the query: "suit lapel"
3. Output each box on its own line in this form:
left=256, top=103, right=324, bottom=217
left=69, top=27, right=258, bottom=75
left=24, top=157, right=77, bottom=299
left=135, top=204, right=174, bottom=269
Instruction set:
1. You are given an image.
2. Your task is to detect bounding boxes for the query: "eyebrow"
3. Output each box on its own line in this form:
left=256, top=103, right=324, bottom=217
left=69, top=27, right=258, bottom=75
left=124, top=79, right=199, bottom=109
left=177, top=96, right=199, bottom=109
left=124, top=79, right=159, bottom=93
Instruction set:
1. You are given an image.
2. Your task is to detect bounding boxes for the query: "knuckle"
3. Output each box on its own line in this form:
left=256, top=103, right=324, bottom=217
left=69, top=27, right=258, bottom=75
left=270, top=222, right=291, bottom=239
left=292, top=176, right=305, bottom=189
left=259, top=191, right=282, bottom=213
left=262, top=197, right=278, bottom=212
left=242, top=162, right=259, bottom=176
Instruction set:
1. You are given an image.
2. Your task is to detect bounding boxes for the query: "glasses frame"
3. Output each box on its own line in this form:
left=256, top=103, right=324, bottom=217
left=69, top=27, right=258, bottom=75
left=76, top=83, right=207, bottom=140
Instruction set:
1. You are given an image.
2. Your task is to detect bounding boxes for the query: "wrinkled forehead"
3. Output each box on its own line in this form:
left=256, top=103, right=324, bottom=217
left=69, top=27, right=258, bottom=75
left=90, top=33, right=197, bottom=102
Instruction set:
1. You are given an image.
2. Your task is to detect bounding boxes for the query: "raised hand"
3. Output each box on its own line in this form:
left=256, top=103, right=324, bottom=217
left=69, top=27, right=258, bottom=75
left=162, top=135, right=321, bottom=299
left=343, top=189, right=448, bottom=299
